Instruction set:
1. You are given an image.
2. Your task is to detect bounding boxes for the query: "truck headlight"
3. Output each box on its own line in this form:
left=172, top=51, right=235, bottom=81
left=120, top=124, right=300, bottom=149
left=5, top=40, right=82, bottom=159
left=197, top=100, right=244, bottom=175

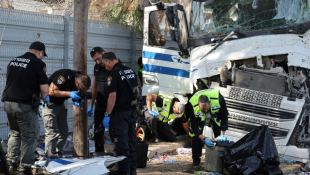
left=143, top=74, right=159, bottom=85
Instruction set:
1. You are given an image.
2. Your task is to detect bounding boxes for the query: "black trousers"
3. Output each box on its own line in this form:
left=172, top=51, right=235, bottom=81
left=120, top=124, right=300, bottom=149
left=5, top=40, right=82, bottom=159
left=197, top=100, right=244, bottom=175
left=192, top=120, right=221, bottom=165
left=144, top=111, right=176, bottom=142
left=110, top=109, right=137, bottom=175
left=94, top=106, right=106, bottom=152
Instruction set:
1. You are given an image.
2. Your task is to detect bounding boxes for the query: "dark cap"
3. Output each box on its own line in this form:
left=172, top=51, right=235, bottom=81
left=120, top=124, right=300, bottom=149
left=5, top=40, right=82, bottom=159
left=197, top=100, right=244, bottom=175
left=29, top=41, right=47, bottom=57
left=102, top=52, right=117, bottom=60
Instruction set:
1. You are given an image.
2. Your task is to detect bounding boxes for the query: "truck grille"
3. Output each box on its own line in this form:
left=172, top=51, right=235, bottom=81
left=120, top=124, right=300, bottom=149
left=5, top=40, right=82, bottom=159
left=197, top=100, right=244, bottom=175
left=228, top=120, right=288, bottom=138
left=226, top=99, right=296, bottom=120
left=229, top=86, right=283, bottom=108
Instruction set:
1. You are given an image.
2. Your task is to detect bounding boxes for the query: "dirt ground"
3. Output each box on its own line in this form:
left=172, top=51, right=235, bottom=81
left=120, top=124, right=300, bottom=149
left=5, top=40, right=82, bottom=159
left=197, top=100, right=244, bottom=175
left=136, top=151, right=206, bottom=175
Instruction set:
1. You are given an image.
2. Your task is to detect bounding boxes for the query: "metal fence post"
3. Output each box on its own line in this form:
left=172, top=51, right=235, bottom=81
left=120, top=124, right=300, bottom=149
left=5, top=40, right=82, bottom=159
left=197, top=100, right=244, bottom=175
left=131, top=31, right=136, bottom=71
left=64, top=11, right=72, bottom=69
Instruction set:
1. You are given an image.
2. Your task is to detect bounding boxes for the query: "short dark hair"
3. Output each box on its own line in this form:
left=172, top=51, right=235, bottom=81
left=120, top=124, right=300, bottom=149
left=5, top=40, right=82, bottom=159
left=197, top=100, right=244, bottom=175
left=75, top=74, right=91, bottom=89
left=138, top=57, right=142, bottom=66
left=198, top=95, right=210, bottom=103
left=102, top=52, right=117, bottom=61
left=90, top=47, right=105, bottom=57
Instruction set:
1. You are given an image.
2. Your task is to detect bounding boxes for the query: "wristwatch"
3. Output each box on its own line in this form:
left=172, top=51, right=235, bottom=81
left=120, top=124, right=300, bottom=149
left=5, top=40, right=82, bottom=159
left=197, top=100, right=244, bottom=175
left=104, top=112, right=109, bottom=117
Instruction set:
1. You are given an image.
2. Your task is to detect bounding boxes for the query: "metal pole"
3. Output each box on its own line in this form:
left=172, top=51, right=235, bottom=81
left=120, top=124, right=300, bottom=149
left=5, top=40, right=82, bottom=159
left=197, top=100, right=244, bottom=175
left=73, top=0, right=89, bottom=158
left=131, top=31, right=136, bottom=71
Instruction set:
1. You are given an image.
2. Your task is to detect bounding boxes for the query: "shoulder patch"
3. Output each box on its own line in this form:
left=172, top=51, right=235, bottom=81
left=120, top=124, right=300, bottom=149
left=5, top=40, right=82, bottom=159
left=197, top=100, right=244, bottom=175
left=57, top=75, right=66, bottom=85
left=107, top=76, right=112, bottom=86
left=43, top=67, right=47, bottom=75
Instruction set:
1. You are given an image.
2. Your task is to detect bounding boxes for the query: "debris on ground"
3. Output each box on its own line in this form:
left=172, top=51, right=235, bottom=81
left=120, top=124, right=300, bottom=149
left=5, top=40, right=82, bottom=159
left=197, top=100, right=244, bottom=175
left=177, top=148, right=192, bottom=155
left=279, top=157, right=297, bottom=164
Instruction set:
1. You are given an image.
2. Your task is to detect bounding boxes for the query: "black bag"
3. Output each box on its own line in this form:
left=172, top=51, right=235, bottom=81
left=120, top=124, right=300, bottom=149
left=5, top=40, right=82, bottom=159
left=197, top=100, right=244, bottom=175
left=221, top=125, right=283, bottom=175
left=136, top=141, right=148, bottom=168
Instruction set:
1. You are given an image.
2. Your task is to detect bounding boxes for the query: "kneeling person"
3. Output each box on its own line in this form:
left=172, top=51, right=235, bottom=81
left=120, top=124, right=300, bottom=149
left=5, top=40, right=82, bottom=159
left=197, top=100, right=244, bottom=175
left=42, top=69, right=91, bottom=158
left=146, top=92, right=188, bottom=142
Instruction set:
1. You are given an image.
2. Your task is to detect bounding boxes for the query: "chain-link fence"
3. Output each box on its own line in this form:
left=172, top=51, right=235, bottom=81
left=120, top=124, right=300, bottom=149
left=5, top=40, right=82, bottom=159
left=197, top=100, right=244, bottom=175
left=0, top=0, right=143, bottom=140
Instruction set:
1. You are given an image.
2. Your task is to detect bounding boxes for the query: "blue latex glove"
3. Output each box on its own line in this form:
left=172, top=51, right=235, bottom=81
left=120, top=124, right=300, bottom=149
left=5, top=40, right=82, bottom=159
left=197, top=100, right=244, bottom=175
left=204, top=138, right=215, bottom=147
left=73, top=100, right=80, bottom=107
left=103, top=116, right=110, bottom=129
left=216, top=134, right=228, bottom=142
left=87, top=105, right=93, bottom=116
left=148, top=110, right=158, bottom=119
left=43, top=96, right=50, bottom=103
left=69, top=90, right=81, bottom=101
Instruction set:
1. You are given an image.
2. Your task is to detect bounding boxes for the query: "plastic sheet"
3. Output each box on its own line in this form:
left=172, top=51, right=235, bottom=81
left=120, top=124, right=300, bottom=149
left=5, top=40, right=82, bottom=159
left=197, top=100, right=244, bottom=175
left=221, top=125, right=283, bottom=175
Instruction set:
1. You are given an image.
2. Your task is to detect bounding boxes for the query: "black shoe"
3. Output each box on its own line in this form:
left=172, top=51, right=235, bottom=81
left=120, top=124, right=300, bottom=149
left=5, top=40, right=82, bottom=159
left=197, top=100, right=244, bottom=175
left=192, top=165, right=203, bottom=171
left=130, top=172, right=137, bottom=175
left=8, top=161, right=19, bottom=174
left=17, top=167, right=31, bottom=175
left=152, top=137, right=159, bottom=143
left=108, top=169, right=130, bottom=175
left=93, top=152, right=114, bottom=157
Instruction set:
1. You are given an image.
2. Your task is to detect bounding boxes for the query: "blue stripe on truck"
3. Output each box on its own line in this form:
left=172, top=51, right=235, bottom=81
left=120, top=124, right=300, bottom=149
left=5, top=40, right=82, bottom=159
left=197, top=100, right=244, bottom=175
left=143, top=64, right=190, bottom=78
left=143, top=51, right=190, bottom=64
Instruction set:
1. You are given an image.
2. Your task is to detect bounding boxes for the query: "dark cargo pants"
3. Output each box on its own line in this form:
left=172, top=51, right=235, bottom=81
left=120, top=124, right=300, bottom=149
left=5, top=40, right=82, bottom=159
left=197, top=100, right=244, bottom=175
left=4, top=101, right=40, bottom=171
left=110, top=109, right=137, bottom=175
left=144, top=111, right=176, bottom=142
left=94, top=106, right=107, bottom=152
left=42, top=103, right=68, bottom=157
left=192, top=120, right=221, bottom=165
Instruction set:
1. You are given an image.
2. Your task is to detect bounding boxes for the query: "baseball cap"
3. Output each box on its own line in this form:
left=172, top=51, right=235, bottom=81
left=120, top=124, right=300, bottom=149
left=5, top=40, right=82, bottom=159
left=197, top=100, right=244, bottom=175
left=29, top=41, right=47, bottom=57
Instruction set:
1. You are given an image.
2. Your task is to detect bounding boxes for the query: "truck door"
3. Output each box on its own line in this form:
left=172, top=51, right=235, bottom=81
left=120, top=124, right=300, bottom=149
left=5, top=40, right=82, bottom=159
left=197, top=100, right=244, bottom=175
left=142, top=4, right=192, bottom=95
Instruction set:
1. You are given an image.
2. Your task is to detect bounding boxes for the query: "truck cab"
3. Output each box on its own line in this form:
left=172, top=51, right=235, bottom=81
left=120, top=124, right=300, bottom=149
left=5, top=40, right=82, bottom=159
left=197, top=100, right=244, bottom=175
left=142, top=0, right=310, bottom=167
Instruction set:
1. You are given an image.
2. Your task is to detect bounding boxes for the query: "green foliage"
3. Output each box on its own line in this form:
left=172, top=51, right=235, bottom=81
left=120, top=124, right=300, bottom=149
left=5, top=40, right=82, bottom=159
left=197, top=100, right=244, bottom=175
left=98, top=0, right=143, bottom=35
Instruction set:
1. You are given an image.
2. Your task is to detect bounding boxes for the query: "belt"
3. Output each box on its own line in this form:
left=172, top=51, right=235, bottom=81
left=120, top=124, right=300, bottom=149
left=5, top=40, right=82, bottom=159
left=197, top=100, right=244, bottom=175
left=5, top=100, right=31, bottom=105
left=43, top=102, right=63, bottom=107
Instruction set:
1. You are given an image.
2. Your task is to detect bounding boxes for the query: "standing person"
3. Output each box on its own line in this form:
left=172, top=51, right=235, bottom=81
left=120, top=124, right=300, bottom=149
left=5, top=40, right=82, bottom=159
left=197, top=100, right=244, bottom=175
left=101, top=52, right=138, bottom=175
left=188, top=89, right=229, bottom=170
left=2, top=41, right=49, bottom=175
left=137, top=56, right=143, bottom=86
left=145, top=92, right=188, bottom=142
left=87, top=47, right=109, bottom=155
left=42, top=69, right=91, bottom=158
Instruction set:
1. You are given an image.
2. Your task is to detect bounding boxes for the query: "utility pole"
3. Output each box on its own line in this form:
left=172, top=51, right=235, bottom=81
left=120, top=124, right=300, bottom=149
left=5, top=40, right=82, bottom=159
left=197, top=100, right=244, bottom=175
left=73, top=0, right=88, bottom=158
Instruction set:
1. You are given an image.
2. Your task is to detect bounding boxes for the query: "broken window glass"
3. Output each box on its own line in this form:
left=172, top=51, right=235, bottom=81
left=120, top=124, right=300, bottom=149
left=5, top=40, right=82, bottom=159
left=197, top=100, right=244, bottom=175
left=190, top=0, right=310, bottom=37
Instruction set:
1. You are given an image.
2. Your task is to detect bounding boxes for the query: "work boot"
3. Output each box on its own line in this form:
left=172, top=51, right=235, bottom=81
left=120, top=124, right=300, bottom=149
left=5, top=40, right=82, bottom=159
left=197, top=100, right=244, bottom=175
left=152, top=137, right=159, bottom=143
left=93, top=152, right=114, bottom=157
left=130, top=171, right=137, bottom=175
left=108, top=169, right=130, bottom=175
left=192, top=164, right=203, bottom=171
left=8, top=161, right=19, bottom=175
left=17, top=167, right=31, bottom=175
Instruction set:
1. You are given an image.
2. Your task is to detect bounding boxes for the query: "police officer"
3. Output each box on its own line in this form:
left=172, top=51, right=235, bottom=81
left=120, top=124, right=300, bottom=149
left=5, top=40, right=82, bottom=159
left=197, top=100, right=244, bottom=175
left=137, top=57, right=143, bottom=86
left=188, top=89, right=229, bottom=170
left=146, top=92, right=188, bottom=142
left=42, top=69, right=91, bottom=158
left=2, top=41, right=49, bottom=175
left=101, top=52, right=137, bottom=175
left=87, top=47, right=109, bottom=155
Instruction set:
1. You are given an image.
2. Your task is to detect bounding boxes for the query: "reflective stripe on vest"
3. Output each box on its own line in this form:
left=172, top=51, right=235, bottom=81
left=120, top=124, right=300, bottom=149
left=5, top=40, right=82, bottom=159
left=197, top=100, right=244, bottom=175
left=137, top=68, right=143, bottom=75
left=188, top=89, right=221, bottom=136
left=152, top=92, right=184, bottom=123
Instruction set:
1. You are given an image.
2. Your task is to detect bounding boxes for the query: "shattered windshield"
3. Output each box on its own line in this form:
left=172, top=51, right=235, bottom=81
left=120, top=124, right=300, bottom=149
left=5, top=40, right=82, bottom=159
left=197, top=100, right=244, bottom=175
left=190, top=0, right=310, bottom=37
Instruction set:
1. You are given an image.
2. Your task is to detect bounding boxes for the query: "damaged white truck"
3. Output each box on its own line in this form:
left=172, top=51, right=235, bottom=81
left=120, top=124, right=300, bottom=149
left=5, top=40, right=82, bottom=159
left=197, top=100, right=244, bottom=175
left=142, top=0, right=310, bottom=169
